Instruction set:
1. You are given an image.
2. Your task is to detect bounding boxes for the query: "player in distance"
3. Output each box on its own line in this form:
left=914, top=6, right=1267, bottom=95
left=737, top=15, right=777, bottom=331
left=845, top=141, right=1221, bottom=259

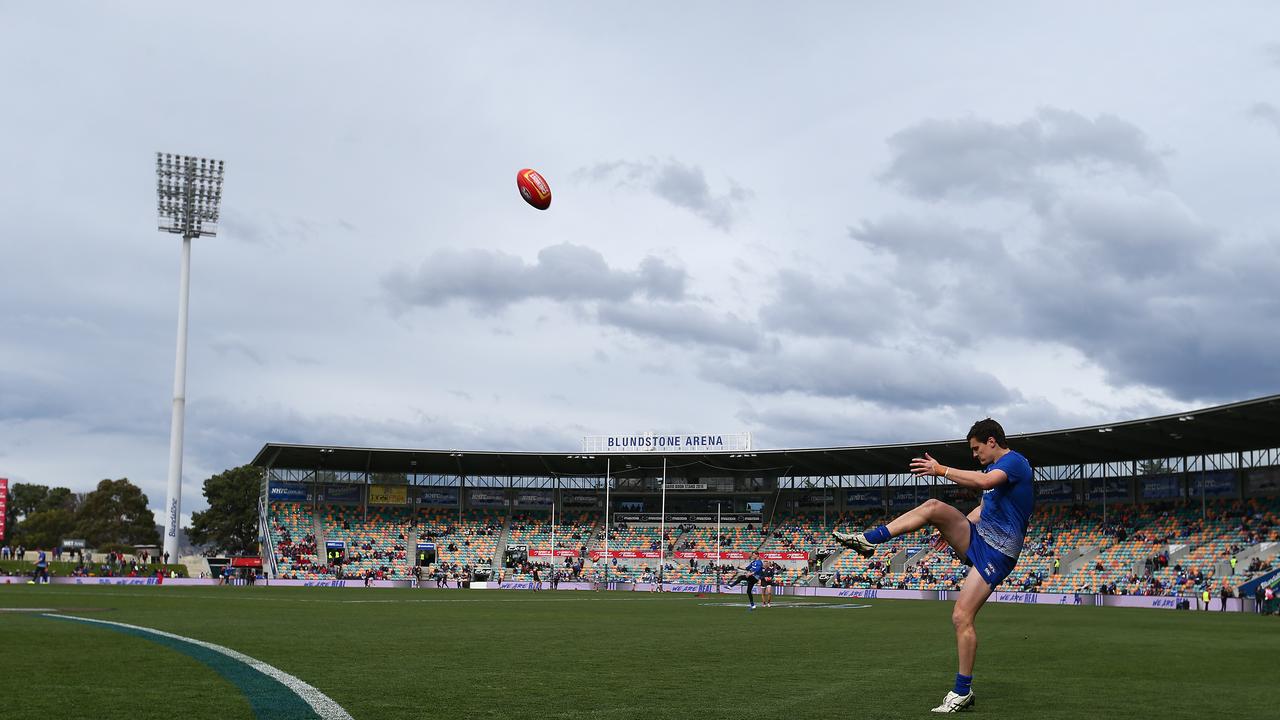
left=832, top=418, right=1033, bottom=713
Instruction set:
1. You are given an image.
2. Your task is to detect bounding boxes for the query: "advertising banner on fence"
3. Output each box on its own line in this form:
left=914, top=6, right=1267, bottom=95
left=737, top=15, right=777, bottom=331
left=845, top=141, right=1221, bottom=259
left=1085, top=477, right=1131, bottom=502
left=611, top=513, right=761, bottom=524
left=418, top=487, right=458, bottom=506
left=0, top=478, right=7, bottom=540
left=846, top=489, right=882, bottom=507
left=1247, top=467, right=1280, bottom=496
left=468, top=489, right=507, bottom=507
left=562, top=493, right=600, bottom=508
left=935, top=485, right=977, bottom=502
left=320, top=484, right=362, bottom=503
left=890, top=487, right=926, bottom=506
left=368, top=484, right=407, bottom=505
left=589, top=549, right=662, bottom=560
left=1036, top=481, right=1075, bottom=503
left=1189, top=470, right=1237, bottom=498
left=1142, top=475, right=1181, bottom=500
left=672, top=551, right=808, bottom=561
left=515, top=491, right=553, bottom=508
left=267, top=481, right=311, bottom=502
left=528, top=549, right=579, bottom=558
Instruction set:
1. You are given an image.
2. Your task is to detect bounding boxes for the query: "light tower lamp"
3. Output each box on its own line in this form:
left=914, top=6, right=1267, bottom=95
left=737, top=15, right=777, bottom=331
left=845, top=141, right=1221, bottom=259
left=156, top=153, right=225, bottom=564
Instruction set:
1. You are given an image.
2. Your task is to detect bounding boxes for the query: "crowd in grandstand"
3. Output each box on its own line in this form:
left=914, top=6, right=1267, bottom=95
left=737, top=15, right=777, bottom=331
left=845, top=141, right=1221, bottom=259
left=261, top=495, right=1280, bottom=610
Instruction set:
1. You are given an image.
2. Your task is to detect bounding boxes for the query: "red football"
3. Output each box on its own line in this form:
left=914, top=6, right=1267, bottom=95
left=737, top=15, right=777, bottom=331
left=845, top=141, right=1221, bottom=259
left=516, top=168, right=552, bottom=210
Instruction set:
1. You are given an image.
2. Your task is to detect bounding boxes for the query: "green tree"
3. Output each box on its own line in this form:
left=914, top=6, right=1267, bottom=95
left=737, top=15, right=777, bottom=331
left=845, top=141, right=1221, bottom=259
left=8, top=483, right=50, bottom=521
left=188, top=465, right=263, bottom=555
left=73, top=478, right=160, bottom=548
left=12, top=508, right=76, bottom=549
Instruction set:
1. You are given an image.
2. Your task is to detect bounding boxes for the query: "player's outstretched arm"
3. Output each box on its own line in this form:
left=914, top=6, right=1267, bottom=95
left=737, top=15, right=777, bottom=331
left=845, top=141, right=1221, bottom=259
left=911, top=453, right=1006, bottom=490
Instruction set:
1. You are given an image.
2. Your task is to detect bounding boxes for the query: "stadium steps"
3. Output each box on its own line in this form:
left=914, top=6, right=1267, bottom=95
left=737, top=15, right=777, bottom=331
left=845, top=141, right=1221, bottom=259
left=1064, top=546, right=1101, bottom=575
left=492, top=513, right=512, bottom=576
left=313, top=511, right=328, bottom=560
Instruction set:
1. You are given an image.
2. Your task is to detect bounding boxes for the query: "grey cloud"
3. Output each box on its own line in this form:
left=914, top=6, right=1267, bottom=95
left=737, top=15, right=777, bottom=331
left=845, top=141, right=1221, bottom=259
left=1249, top=102, right=1280, bottom=136
left=881, top=108, right=1165, bottom=206
left=184, top=398, right=581, bottom=475
left=383, top=243, right=686, bottom=313
left=210, top=336, right=265, bottom=366
left=737, top=404, right=955, bottom=450
left=707, top=344, right=1019, bottom=410
left=759, top=269, right=906, bottom=341
left=1266, top=43, right=1280, bottom=67
left=1044, top=190, right=1211, bottom=279
left=579, top=158, right=751, bottom=230
left=850, top=215, right=1006, bottom=264
left=597, top=302, right=763, bottom=351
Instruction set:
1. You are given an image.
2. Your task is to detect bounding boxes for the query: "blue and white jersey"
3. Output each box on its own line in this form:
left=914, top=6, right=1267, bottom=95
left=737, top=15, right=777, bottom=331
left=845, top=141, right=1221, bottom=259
left=976, top=450, right=1034, bottom=559
left=746, top=559, right=764, bottom=578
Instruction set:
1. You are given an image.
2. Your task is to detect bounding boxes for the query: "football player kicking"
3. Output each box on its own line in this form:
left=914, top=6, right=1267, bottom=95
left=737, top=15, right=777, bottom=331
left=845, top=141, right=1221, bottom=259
left=726, top=551, right=766, bottom=610
left=832, top=419, right=1033, bottom=713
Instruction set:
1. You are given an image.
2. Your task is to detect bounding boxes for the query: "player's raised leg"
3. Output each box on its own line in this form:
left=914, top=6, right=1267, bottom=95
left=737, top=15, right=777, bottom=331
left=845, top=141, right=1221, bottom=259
left=833, top=499, right=972, bottom=559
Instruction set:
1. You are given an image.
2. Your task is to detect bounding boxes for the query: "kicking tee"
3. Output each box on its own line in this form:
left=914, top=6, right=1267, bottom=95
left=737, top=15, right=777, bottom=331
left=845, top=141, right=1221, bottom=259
left=975, top=450, right=1034, bottom=559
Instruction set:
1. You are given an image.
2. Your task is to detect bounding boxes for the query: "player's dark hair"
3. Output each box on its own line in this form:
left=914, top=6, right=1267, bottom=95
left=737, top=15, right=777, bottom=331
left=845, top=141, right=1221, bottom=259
left=967, top=418, right=1008, bottom=448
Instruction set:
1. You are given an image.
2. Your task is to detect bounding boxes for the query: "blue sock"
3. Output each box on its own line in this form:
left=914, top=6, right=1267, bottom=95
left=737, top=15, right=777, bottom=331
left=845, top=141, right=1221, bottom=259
left=954, top=673, right=972, bottom=696
left=864, top=525, right=892, bottom=544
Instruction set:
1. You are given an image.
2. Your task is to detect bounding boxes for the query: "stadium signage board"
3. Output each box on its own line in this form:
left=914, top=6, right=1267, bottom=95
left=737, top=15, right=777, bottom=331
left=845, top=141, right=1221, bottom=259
left=369, top=484, right=408, bottom=505
left=613, top=513, right=762, bottom=523
left=1247, top=467, right=1280, bottom=495
left=60, top=539, right=87, bottom=549
left=846, top=489, right=882, bottom=507
left=268, top=481, right=311, bottom=502
left=468, top=489, right=507, bottom=507
left=418, top=488, right=458, bottom=506
left=1036, top=481, right=1075, bottom=502
left=320, top=484, right=361, bottom=503
left=0, top=478, right=6, bottom=540
left=562, top=494, right=599, bottom=507
left=1189, top=470, right=1236, bottom=497
left=1085, top=477, right=1130, bottom=501
left=674, top=551, right=808, bottom=561
left=582, top=432, right=751, bottom=453
left=1142, top=475, right=1181, bottom=500
left=590, top=549, right=662, bottom=560
left=528, top=549, right=578, bottom=558
left=515, top=491, right=552, bottom=507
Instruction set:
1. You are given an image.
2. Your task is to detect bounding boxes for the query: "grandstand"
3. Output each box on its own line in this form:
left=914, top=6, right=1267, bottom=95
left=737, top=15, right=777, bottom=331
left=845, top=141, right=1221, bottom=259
left=254, top=394, right=1280, bottom=608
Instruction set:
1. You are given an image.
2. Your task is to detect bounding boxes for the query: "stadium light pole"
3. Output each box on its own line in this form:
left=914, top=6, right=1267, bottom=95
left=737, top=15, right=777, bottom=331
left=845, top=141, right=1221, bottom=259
left=604, top=458, right=610, bottom=587
left=156, top=153, right=225, bottom=565
left=659, top=458, right=667, bottom=588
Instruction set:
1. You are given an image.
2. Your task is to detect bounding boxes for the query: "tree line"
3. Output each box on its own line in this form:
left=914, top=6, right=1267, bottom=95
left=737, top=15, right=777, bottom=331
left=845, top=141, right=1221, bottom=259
left=4, top=465, right=262, bottom=557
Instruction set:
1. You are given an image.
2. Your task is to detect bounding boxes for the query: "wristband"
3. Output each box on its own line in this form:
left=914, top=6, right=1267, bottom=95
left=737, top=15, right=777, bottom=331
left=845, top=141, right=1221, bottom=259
left=940, top=466, right=950, bottom=479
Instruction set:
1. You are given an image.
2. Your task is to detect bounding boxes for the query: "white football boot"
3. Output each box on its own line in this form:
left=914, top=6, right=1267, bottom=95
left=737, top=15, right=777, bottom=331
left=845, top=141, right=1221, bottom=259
left=930, top=691, right=975, bottom=713
left=831, top=530, right=876, bottom=558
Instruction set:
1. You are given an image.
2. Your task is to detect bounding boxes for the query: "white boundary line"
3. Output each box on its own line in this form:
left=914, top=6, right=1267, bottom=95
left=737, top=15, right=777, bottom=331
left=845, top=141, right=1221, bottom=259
left=45, top=613, right=353, bottom=720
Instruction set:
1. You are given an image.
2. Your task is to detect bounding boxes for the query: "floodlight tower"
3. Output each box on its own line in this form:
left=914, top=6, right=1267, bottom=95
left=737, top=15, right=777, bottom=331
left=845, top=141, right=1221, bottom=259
left=156, top=153, right=225, bottom=564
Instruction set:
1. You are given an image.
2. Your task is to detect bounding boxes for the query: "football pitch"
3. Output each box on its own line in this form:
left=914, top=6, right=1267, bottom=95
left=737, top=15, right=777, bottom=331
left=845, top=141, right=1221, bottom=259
left=0, top=585, right=1274, bottom=719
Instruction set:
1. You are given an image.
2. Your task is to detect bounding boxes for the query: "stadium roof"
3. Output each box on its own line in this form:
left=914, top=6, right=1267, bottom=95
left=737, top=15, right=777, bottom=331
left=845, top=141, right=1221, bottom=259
left=251, top=394, right=1280, bottom=478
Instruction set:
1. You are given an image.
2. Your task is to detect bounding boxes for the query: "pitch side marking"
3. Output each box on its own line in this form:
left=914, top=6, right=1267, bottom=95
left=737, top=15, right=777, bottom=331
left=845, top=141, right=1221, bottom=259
left=44, top=614, right=353, bottom=720
left=698, top=601, right=873, bottom=609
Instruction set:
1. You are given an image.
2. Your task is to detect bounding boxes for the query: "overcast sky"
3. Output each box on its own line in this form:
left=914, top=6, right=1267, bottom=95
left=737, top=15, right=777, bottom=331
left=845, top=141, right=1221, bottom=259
left=3, top=3, right=1279, bottom=526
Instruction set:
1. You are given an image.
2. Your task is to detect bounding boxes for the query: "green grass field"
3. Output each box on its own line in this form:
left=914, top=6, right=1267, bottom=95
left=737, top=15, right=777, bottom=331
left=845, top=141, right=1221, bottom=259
left=0, top=585, right=1275, bottom=719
